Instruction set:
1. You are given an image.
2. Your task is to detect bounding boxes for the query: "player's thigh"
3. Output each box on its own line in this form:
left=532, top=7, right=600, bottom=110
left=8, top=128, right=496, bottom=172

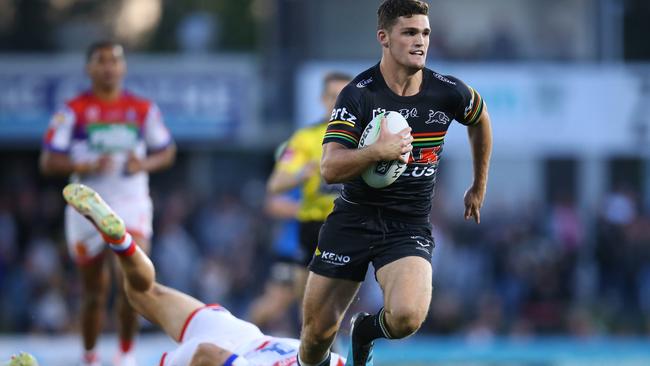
left=376, top=256, right=432, bottom=318
left=77, top=254, right=110, bottom=297
left=302, top=272, right=361, bottom=330
left=126, top=283, right=204, bottom=342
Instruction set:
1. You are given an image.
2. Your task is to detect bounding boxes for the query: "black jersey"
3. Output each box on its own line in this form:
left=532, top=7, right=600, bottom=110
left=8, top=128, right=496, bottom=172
left=322, top=63, right=484, bottom=219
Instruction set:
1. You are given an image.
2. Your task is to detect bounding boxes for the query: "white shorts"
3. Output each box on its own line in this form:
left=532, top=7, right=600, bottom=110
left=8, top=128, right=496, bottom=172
left=160, top=304, right=346, bottom=366
left=161, top=304, right=265, bottom=366
left=65, top=195, right=153, bottom=264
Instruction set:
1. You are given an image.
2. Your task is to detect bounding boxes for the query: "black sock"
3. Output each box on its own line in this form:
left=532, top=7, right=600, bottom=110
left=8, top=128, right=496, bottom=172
left=354, top=308, right=393, bottom=345
left=318, top=353, right=331, bottom=366
left=297, top=352, right=330, bottom=366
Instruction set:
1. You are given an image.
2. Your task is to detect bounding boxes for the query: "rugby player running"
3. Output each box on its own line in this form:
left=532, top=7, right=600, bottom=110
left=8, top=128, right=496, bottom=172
left=297, top=1, right=492, bottom=365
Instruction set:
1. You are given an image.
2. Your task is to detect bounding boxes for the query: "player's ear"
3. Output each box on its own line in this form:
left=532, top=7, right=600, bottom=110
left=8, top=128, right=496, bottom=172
left=377, top=29, right=389, bottom=48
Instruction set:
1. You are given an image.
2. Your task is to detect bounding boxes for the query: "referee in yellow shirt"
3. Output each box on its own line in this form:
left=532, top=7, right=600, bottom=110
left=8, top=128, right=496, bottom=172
left=267, top=72, right=352, bottom=298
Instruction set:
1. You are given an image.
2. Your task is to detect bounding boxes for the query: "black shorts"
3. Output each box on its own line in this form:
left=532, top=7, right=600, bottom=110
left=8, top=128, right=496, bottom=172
left=298, top=220, right=325, bottom=266
left=309, top=199, right=434, bottom=282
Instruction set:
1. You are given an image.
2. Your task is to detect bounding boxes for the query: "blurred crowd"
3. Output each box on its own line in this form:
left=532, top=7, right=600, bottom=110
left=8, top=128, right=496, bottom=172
left=428, top=186, right=650, bottom=339
left=1, top=154, right=649, bottom=340
left=0, top=0, right=595, bottom=62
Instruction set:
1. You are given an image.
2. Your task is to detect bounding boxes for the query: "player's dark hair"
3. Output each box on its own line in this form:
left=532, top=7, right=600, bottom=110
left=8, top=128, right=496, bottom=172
left=86, top=40, right=124, bottom=63
left=377, top=0, right=429, bottom=31
left=322, top=72, right=352, bottom=94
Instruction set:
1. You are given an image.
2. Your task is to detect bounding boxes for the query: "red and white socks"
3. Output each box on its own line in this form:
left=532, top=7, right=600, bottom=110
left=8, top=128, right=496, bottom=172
left=82, top=350, right=100, bottom=366
left=120, top=339, right=133, bottom=354
left=102, top=232, right=136, bottom=257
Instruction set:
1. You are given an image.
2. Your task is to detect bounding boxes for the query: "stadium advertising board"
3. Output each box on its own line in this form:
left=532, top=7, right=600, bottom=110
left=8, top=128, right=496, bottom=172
left=0, top=56, right=259, bottom=145
left=297, top=62, right=647, bottom=157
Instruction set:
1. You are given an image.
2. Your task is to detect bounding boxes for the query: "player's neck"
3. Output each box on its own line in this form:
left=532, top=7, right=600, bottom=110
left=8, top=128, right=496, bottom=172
left=379, top=57, right=423, bottom=97
left=91, top=84, right=122, bottom=101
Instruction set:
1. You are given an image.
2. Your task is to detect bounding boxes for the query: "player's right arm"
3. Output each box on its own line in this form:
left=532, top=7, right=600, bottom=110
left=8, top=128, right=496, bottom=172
left=320, top=81, right=413, bottom=184
left=320, top=84, right=413, bottom=184
left=189, top=343, right=251, bottom=366
left=40, top=152, right=112, bottom=176
left=39, top=106, right=110, bottom=176
left=321, top=119, right=412, bottom=184
left=264, top=193, right=300, bottom=219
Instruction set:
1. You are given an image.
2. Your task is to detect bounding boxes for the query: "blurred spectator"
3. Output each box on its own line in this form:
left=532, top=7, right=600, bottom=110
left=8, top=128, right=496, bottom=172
left=196, top=258, right=232, bottom=307
left=0, top=193, right=17, bottom=269
left=152, top=191, right=200, bottom=294
left=465, top=292, right=504, bottom=343
left=482, top=20, right=521, bottom=60
left=176, top=12, right=218, bottom=53
left=194, top=194, right=255, bottom=258
left=24, top=235, right=72, bottom=334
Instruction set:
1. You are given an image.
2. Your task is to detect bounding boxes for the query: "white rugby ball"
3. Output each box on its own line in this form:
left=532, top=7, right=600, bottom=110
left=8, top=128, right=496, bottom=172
left=358, top=111, right=410, bottom=188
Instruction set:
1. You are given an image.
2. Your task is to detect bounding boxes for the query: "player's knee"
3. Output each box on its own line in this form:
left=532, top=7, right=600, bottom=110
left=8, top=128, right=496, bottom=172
left=387, top=315, right=422, bottom=338
left=385, top=305, right=426, bottom=338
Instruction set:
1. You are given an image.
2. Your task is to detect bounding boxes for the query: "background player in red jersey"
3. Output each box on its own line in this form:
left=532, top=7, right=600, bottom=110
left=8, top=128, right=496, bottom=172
left=39, top=41, right=176, bottom=366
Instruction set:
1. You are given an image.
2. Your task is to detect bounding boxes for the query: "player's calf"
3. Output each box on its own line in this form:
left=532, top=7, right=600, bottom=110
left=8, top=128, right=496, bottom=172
left=299, top=313, right=340, bottom=362
left=298, top=318, right=338, bottom=365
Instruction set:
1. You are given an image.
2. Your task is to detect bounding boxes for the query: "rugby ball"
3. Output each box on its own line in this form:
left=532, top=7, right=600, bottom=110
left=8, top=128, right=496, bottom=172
left=358, top=111, right=410, bottom=188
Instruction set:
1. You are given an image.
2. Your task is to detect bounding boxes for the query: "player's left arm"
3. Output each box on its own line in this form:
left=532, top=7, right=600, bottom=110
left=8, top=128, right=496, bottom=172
left=464, top=106, right=492, bottom=224
left=450, top=76, right=492, bottom=224
left=189, top=343, right=251, bottom=366
left=126, top=103, right=176, bottom=174
left=126, top=145, right=176, bottom=174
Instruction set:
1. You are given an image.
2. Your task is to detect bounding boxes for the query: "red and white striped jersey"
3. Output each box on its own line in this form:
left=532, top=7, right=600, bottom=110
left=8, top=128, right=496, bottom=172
left=43, top=90, right=172, bottom=202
